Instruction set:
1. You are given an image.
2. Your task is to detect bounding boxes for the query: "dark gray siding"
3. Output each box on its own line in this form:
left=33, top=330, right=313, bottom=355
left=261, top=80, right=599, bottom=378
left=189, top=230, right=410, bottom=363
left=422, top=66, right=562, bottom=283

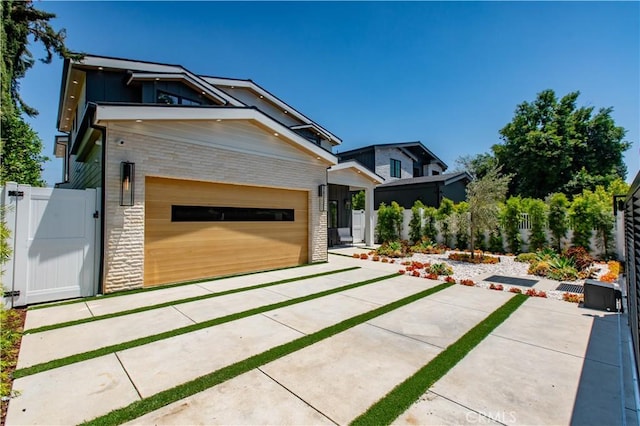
left=337, top=148, right=375, bottom=174
left=143, top=81, right=216, bottom=105
left=442, top=180, right=468, bottom=204
left=375, top=181, right=468, bottom=209
left=86, top=70, right=141, bottom=103
left=328, top=184, right=352, bottom=228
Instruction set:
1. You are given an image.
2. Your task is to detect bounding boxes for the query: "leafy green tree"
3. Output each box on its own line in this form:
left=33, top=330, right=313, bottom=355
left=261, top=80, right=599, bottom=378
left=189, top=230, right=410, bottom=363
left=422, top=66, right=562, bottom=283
left=569, top=193, right=594, bottom=251
left=1, top=113, right=46, bottom=185
left=547, top=193, right=570, bottom=252
left=422, top=206, right=438, bottom=242
left=454, top=153, right=497, bottom=180
left=408, top=200, right=424, bottom=244
left=376, top=202, right=403, bottom=243
left=351, top=190, right=365, bottom=210
left=451, top=201, right=470, bottom=250
left=494, top=89, right=631, bottom=198
left=474, top=228, right=487, bottom=251
left=1, top=0, right=80, bottom=185
left=523, top=198, right=547, bottom=251
left=466, top=165, right=510, bottom=257
left=488, top=229, right=504, bottom=253
left=589, top=186, right=616, bottom=258
left=437, top=198, right=455, bottom=248
left=502, top=196, right=523, bottom=254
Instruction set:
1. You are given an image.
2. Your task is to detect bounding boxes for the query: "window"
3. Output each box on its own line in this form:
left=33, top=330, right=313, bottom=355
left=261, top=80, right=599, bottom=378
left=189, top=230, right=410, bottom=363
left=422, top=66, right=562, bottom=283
left=390, top=159, right=401, bottom=178
left=432, top=170, right=440, bottom=176
left=171, top=205, right=294, bottom=222
left=157, top=90, right=201, bottom=106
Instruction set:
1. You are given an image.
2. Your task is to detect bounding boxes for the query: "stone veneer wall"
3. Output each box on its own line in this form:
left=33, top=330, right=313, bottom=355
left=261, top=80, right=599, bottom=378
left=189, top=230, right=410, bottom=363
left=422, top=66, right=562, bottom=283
left=102, top=122, right=328, bottom=293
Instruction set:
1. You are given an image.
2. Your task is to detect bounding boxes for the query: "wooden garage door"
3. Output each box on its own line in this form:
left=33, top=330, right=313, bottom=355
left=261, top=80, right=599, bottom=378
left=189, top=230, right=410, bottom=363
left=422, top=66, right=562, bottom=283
left=145, top=177, right=308, bottom=287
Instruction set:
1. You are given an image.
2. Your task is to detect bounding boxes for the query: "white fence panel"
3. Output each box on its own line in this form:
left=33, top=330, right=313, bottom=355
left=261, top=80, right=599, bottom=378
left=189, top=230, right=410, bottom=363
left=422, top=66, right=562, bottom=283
left=2, top=183, right=98, bottom=307
left=351, top=210, right=365, bottom=243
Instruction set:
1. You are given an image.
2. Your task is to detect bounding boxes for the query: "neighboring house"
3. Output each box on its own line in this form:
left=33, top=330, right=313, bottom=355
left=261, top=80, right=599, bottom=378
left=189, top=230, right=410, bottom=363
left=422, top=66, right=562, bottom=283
left=54, top=54, right=378, bottom=293
left=336, top=141, right=447, bottom=182
left=374, top=171, right=472, bottom=209
left=336, top=141, right=469, bottom=208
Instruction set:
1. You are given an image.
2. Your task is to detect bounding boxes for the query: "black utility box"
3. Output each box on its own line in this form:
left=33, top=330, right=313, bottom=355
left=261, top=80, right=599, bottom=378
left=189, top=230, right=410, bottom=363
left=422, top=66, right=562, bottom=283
left=583, top=279, right=620, bottom=311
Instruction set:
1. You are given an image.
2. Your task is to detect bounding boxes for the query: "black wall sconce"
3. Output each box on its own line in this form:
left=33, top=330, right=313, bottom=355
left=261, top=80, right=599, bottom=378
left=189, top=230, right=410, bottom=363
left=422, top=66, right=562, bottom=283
left=318, top=184, right=327, bottom=211
left=120, top=161, right=135, bottom=206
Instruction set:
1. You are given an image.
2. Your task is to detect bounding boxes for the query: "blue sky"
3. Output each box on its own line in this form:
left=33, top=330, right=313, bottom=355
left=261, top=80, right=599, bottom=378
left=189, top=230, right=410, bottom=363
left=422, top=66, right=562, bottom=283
left=19, top=1, right=640, bottom=187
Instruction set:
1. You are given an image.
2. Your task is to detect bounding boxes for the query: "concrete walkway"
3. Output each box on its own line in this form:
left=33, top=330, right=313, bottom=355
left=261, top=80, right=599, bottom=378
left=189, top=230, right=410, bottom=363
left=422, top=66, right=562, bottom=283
left=6, top=254, right=637, bottom=425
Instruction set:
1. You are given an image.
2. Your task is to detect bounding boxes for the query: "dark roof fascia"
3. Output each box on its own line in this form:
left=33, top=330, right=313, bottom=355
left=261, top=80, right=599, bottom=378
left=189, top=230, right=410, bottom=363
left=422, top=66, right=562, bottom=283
left=443, top=171, right=472, bottom=185
left=336, top=145, right=375, bottom=158
left=74, top=53, right=185, bottom=70
left=377, top=171, right=470, bottom=188
left=338, top=141, right=448, bottom=169
left=198, top=74, right=252, bottom=83
left=92, top=102, right=250, bottom=110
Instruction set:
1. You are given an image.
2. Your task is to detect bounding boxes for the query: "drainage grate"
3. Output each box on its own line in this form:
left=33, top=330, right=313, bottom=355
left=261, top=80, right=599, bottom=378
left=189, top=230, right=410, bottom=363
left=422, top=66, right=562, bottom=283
left=484, top=275, right=538, bottom=287
left=555, top=283, right=584, bottom=294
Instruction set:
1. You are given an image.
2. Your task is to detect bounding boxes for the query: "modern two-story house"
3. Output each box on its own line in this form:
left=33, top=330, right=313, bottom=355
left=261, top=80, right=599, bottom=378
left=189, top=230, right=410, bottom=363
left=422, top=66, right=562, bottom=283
left=54, top=54, right=380, bottom=294
left=336, top=141, right=470, bottom=208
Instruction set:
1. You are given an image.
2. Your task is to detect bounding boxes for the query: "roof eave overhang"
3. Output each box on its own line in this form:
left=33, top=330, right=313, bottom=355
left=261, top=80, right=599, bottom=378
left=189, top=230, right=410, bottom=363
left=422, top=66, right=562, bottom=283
left=126, top=72, right=243, bottom=106
left=203, top=76, right=342, bottom=145
left=328, top=161, right=385, bottom=185
left=92, top=104, right=337, bottom=165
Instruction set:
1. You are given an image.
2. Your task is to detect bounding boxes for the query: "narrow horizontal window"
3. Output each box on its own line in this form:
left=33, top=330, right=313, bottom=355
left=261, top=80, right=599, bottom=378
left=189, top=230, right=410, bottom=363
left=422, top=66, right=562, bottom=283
left=171, top=205, right=294, bottom=222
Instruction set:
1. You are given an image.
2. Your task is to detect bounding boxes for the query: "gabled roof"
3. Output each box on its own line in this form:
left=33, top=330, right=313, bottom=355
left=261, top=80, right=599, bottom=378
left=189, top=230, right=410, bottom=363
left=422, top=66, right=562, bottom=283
left=376, top=171, right=471, bottom=188
left=201, top=76, right=341, bottom=146
left=89, top=103, right=338, bottom=165
left=337, top=141, right=447, bottom=170
left=57, top=54, right=341, bottom=146
left=328, top=160, right=385, bottom=185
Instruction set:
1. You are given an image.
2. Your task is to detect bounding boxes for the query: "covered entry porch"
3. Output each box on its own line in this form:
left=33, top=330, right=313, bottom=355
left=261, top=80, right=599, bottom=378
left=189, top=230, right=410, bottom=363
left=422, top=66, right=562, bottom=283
left=327, top=161, right=383, bottom=247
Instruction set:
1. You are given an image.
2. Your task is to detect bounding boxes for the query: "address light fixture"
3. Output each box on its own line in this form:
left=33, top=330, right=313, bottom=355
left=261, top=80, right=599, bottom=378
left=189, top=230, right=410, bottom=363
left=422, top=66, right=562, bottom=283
left=120, top=162, right=135, bottom=206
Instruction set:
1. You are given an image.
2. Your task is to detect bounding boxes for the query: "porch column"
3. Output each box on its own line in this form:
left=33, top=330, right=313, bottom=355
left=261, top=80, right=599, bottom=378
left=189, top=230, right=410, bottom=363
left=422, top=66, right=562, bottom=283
left=365, top=187, right=375, bottom=246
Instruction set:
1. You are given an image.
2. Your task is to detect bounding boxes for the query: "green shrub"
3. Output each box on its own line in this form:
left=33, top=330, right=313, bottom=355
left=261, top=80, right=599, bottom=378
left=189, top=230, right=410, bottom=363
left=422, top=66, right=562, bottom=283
left=429, top=262, right=454, bottom=276
left=376, top=202, right=404, bottom=243
left=502, top=197, right=523, bottom=254
left=547, top=193, right=569, bottom=252
left=409, top=201, right=424, bottom=244
left=376, top=241, right=408, bottom=258
left=474, top=229, right=487, bottom=252
left=437, top=198, right=455, bottom=248
left=515, top=252, right=536, bottom=263
left=524, top=198, right=547, bottom=251
left=422, top=207, right=438, bottom=242
left=488, top=229, right=504, bottom=253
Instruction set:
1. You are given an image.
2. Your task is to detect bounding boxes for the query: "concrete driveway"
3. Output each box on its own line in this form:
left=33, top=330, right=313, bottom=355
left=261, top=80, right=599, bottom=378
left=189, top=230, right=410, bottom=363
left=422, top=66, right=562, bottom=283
left=6, top=252, right=637, bottom=425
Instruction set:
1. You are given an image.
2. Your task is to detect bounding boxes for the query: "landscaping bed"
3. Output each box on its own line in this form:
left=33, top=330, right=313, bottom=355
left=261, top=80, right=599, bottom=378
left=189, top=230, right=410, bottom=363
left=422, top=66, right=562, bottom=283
left=353, top=247, right=619, bottom=303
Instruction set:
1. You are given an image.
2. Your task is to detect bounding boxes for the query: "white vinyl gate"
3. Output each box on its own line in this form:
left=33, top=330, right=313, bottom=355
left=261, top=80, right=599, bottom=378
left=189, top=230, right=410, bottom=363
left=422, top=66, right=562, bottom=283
left=352, top=210, right=365, bottom=243
left=2, top=183, right=99, bottom=307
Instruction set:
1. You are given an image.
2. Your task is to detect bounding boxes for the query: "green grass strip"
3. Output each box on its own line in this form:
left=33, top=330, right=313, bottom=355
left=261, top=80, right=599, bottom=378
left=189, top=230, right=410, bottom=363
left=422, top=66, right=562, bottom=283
left=25, top=267, right=360, bottom=334
left=28, top=261, right=329, bottom=310
left=14, top=271, right=402, bottom=379
left=350, top=293, right=528, bottom=426
left=82, top=281, right=454, bottom=426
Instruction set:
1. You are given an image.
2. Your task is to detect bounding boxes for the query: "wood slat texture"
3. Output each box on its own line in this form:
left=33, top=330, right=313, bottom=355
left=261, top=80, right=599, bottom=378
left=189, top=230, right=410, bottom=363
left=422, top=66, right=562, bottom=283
left=144, top=176, right=309, bottom=287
